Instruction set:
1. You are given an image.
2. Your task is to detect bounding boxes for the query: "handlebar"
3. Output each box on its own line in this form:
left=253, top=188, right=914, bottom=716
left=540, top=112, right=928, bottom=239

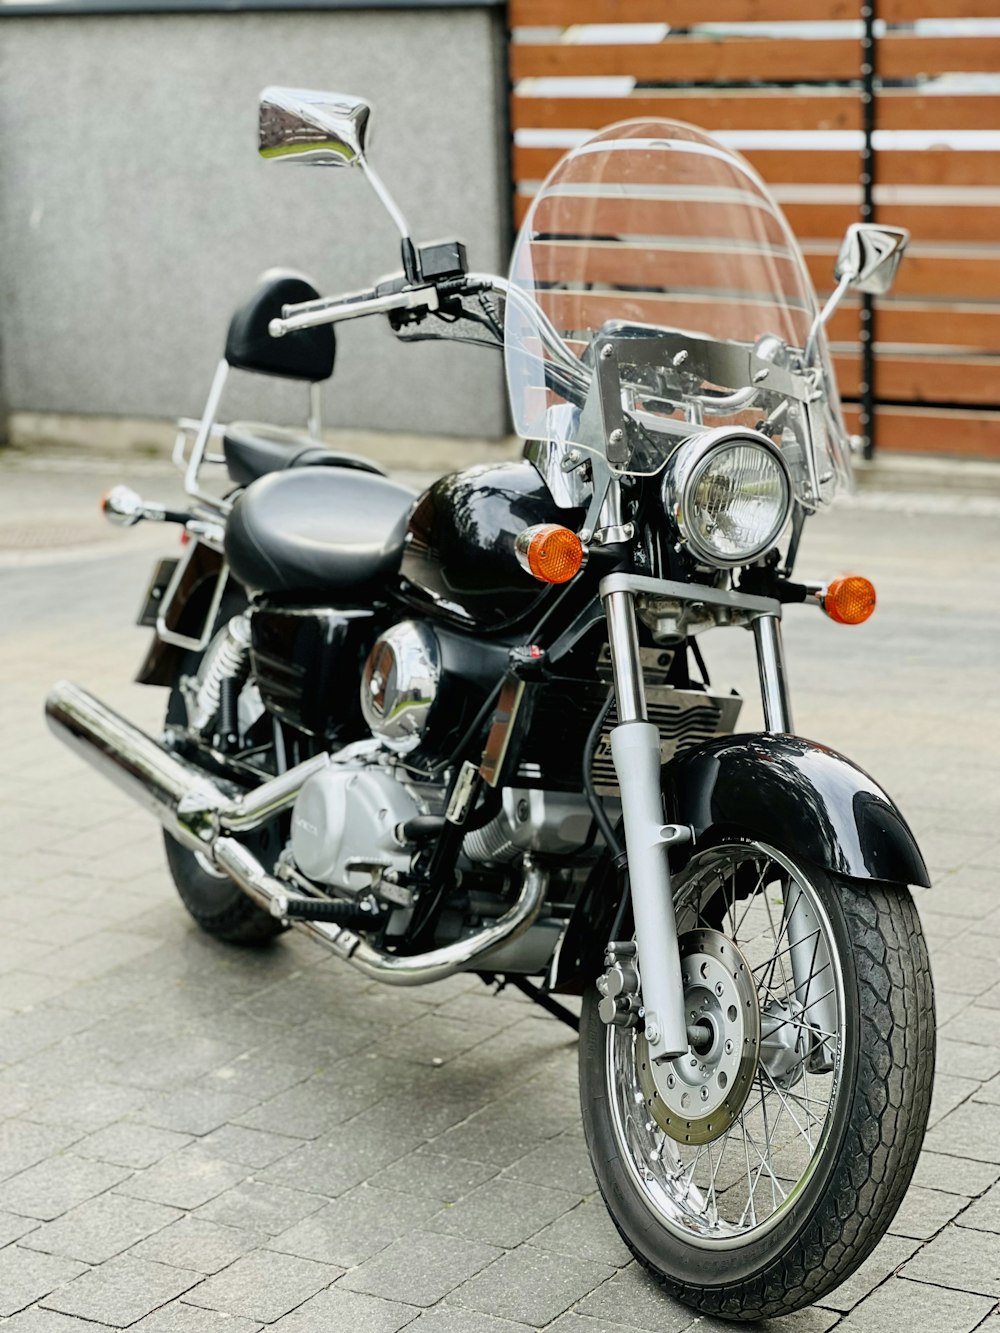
left=268, top=283, right=442, bottom=337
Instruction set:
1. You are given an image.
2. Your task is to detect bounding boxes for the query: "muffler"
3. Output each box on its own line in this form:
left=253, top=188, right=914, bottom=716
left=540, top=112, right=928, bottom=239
left=44, top=681, right=546, bottom=986
left=45, top=680, right=328, bottom=854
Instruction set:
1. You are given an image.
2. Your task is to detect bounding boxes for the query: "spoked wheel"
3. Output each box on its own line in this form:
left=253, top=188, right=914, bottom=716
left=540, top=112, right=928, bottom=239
left=580, top=839, right=934, bottom=1322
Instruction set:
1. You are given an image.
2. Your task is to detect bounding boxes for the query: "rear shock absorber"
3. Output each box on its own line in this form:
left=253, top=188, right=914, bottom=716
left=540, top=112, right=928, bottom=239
left=184, top=613, right=252, bottom=737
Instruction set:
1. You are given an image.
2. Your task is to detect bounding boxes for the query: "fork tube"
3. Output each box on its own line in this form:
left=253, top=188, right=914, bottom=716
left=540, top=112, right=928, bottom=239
left=605, top=590, right=688, bottom=1059
left=753, top=614, right=793, bottom=734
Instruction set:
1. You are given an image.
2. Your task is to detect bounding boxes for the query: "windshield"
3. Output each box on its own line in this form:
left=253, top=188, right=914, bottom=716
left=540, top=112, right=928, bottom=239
left=505, top=120, right=850, bottom=507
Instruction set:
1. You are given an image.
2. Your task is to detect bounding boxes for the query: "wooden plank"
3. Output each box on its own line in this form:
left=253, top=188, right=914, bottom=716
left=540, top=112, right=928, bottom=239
left=836, top=353, right=1000, bottom=406
left=873, top=303, right=1000, bottom=349
left=511, top=92, right=862, bottom=133
left=880, top=34, right=1000, bottom=78
left=881, top=0, right=1000, bottom=20
left=511, top=0, right=859, bottom=24
left=511, top=37, right=860, bottom=83
left=514, top=145, right=863, bottom=186
left=877, top=92, right=1000, bottom=132
left=873, top=204, right=1000, bottom=246
left=843, top=403, right=1000, bottom=459
left=810, top=252, right=1000, bottom=303
left=878, top=151, right=1000, bottom=189
left=527, top=192, right=793, bottom=246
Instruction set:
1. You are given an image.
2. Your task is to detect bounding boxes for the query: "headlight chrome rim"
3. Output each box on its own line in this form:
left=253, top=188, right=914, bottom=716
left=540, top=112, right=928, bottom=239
left=664, top=427, right=792, bottom=569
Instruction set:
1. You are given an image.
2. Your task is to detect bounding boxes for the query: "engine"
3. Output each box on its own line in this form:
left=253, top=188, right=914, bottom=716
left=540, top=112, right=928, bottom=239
left=290, top=741, right=445, bottom=896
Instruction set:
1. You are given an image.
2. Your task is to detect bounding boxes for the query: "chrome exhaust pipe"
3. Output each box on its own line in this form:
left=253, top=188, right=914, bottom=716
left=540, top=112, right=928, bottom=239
left=45, top=680, right=548, bottom=986
left=44, top=680, right=328, bottom=854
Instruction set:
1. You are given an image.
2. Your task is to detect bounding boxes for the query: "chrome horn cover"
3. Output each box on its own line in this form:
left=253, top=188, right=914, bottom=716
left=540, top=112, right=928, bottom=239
left=360, top=621, right=440, bottom=754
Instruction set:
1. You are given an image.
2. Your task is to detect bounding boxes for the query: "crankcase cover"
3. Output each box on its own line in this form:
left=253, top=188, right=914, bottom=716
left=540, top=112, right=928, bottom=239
left=291, top=760, right=419, bottom=892
left=360, top=621, right=440, bottom=754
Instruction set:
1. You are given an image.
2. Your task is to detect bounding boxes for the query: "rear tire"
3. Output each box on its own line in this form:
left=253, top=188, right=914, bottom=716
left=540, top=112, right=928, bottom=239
left=579, top=841, right=935, bottom=1321
left=162, top=607, right=286, bottom=947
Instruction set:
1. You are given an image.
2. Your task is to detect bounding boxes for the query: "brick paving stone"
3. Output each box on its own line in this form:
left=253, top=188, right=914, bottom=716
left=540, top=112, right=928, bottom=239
left=269, top=1286, right=420, bottom=1332
left=185, top=1250, right=343, bottom=1323
left=450, top=1247, right=613, bottom=1328
left=75, top=1121, right=193, bottom=1169
left=195, top=1179, right=328, bottom=1235
left=340, top=1230, right=501, bottom=1308
left=131, top=1215, right=263, bottom=1274
left=0, top=1154, right=130, bottom=1222
left=935, top=1038, right=1000, bottom=1084
left=501, top=1136, right=598, bottom=1196
left=685, top=1308, right=842, bottom=1332
left=131, top=1304, right=262, bottom=1333
left=411, top=1310, right=534, bottom=1333
left=902, top=1224, right=1000, bottom=1297
left=136, top=1087, right=260, bottom=1136
left=816, top=1234, right=921, bottom=1312
left=927, top=1073, right=980, bottom=1128
left=40, top=1252, right=200, bottom=1325
left=268, top=1184, right=442, bottom=1267
left=954, top=1177, right=1000, bottom=1233
left=912, top=1152, right=1000, bottom=1197
left=0, top=1247, right=88, bottom=1318
left=429, top=1177, right=578, bottom=1248
left=568, top=1265, right=694, bottom=1333
left=532, top=1315, right=650, bottom=1333
left=528, top=1200, right=633, bottom=1268
left=836, top=1277, right=994, bottom=1331
left=18, top=1192, right=181, bottom=1264
left=27, top=1082, right=148, bottom=1133
left=0, top=1209, right=41, bottom=1248
left=1, top=1311, right=121, bottom=1333
left=260, top=1121, right=424, bottom=1198
left=887, top=1184, right=969, bottom=1240
left=369, top=1148, right=498, bottom=1203
left=116, top=1145, right=247, bottom=1210
left=924, top=1100, right=1000, bottom=1164
left=0, top=1123, right=83, bottom=1184
left=199, top=1123, right=303, bottom=1169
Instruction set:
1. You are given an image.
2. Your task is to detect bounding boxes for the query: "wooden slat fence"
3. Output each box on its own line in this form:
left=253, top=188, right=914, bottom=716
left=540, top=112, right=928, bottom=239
left=509, top=2, right=1000, bottom=460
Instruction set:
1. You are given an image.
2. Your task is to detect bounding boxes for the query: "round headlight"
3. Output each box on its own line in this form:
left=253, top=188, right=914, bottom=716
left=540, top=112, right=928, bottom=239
left=664, top=428, right=792, bottom=568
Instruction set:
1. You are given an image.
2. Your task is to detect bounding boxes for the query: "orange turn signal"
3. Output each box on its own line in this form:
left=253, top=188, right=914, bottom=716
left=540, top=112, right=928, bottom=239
left=515, top=524, right=585, bottom=585
left=822, top=575, right=876, bottom=625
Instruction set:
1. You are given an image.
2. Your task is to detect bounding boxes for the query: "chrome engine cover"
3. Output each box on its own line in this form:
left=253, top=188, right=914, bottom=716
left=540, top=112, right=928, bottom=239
left=290, top=742, right=441, bottom=894
left=360, top=621, right=440, bottom=754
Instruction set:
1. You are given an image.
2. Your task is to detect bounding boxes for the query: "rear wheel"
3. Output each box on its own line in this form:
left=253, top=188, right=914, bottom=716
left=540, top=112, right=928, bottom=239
left=579, top=839, right=934, bottom=1321
left=162, top=610, right=286, bottom=947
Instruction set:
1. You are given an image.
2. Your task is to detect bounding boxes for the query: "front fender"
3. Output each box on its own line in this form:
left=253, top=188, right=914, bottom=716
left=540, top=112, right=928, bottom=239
left=664, top=732, right=930, bottom=888
left=550, top=731, right=927, bottom=995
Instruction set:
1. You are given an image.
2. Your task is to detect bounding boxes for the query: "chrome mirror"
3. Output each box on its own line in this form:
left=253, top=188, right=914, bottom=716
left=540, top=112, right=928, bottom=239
left=259, top=87, right=371, bottom=168
left=834, top=223, right=909, bottom=295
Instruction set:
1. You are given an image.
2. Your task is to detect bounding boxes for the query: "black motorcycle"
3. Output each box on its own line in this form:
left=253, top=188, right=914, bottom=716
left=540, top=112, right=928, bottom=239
left=47, top=88, right=934, bottom=1322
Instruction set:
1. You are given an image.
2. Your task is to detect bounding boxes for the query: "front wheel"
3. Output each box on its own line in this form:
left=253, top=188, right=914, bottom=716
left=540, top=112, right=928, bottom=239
left=579, top=840, right=934, bottom=1322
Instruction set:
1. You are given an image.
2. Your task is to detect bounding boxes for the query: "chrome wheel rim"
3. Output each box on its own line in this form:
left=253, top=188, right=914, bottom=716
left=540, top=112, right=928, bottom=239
left=606, top=841, right=845, bottom=1248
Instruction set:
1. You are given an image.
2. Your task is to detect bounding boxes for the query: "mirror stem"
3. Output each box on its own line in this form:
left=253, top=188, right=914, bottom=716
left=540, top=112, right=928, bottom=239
left=359, top=158, right=421, bottom=282
left=804, top=272, right=852, bottom=367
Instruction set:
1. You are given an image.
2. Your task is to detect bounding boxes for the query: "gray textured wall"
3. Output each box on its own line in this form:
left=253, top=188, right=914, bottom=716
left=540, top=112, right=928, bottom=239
left=0, top=8, right=511, bottom=438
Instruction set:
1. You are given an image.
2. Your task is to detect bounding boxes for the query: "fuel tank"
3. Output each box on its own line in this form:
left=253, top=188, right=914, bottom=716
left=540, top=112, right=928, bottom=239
left=399, top=460, right=586, bottom=630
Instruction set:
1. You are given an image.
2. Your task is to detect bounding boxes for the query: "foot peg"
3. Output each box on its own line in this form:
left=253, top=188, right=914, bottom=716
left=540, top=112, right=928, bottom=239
left=270, top=893, right=389, bottom=929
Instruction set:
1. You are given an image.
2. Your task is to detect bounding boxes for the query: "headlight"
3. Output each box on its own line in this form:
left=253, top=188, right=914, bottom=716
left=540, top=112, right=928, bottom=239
left=663, top=427, right=792, bottom=568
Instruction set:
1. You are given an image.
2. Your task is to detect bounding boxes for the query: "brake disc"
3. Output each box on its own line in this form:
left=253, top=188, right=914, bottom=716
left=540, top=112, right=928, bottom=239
left=637, top=928, right=760, bottom=1146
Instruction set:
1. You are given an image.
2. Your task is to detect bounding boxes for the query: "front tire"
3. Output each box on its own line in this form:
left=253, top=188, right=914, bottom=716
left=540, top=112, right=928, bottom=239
left=579, top=840, right=934, bottom=1321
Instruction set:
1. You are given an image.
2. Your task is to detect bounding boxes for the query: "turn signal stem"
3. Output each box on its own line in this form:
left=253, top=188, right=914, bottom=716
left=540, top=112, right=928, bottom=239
left=822, top=575, right=877, bottom=625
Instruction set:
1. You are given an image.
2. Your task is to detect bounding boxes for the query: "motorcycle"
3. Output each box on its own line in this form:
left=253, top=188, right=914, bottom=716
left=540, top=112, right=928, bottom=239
left=46, top=89, right=935, bottom=1322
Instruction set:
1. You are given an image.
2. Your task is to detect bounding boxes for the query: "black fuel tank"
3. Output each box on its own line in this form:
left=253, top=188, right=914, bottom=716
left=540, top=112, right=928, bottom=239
left=399, top=461, right=585, bottom=630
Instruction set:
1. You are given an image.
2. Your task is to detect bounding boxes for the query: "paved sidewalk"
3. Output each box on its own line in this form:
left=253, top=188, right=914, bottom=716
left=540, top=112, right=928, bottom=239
left=1, top=458, right=999, bottom=1331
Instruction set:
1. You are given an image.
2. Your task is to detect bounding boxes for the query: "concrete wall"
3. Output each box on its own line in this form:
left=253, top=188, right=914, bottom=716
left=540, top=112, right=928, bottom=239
left=0, top=7, right=511, bottom=438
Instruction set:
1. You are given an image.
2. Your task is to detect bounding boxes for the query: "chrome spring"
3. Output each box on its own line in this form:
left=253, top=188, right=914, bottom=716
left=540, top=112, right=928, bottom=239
left=185, top=613, right=252, bottom=735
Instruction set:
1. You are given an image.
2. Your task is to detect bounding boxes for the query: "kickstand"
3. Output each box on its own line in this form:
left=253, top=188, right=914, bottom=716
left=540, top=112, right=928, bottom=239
left=506, top=976, right=580, bottom=1033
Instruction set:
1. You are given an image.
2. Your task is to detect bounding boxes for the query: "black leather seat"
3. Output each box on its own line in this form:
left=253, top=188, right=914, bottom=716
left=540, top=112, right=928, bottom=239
left=225, top=467, right=415, bottom=596
left=223, top=422, right=386, bottom=490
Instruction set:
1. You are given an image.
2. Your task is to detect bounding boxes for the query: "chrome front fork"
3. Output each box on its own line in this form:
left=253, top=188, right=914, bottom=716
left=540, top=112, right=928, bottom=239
left=604, top=588, right=824, bottom=1063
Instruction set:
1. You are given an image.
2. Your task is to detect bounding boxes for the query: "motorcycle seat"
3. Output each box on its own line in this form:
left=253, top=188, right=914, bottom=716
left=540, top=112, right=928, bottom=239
left=223, top=422, right=387, bottom=490
left=224, top=466, right=415, bottom=596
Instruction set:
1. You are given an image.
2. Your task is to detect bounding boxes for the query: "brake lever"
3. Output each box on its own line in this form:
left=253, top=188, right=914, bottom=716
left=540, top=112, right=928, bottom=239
left=269, top=285, right=440, bottom=338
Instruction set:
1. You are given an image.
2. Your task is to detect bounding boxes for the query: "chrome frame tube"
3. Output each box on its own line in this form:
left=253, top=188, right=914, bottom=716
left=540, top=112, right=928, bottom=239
left=753, top=615, right=793, bottom=734
left=308, top=383, right=323, bottom=440
left=605, top=589, right=689, bottom=1059
left=184, top=359, right=230, bottom=505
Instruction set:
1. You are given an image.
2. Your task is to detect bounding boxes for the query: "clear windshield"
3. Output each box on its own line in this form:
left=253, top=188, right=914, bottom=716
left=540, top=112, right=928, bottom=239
left=505, top=120, right=850, bottom=507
